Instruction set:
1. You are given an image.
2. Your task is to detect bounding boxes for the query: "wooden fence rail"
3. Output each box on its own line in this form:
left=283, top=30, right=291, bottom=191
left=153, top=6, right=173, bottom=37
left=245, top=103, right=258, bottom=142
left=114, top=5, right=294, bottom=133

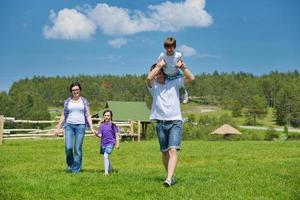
left=0, top=115, right=141, bottom=144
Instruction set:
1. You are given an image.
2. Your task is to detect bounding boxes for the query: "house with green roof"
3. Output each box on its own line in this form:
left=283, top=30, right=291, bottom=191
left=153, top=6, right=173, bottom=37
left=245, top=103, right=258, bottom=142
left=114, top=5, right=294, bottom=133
left=93, top=101, right=151, bottom=140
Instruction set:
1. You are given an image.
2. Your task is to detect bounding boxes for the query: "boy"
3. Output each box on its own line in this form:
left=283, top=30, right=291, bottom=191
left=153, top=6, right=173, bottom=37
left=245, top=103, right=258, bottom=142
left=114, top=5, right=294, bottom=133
left=157, top=37, right=189, bottom=103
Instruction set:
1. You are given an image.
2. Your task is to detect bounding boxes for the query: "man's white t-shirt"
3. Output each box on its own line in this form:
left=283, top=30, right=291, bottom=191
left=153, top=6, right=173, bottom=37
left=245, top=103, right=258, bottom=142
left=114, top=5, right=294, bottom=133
left=149, top=78, right=184, bottom=121
left=157, top=52, right=182, bottom=75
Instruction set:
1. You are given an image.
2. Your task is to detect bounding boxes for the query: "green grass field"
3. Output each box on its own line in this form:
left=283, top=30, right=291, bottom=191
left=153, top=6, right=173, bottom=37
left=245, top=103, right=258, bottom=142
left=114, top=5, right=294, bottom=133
left=1, top=138, right=299, bottom=200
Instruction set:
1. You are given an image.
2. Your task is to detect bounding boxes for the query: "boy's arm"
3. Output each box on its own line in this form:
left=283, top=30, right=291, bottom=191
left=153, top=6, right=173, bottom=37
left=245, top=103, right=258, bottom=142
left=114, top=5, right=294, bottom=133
left=146, top=60, right=165, bottom=88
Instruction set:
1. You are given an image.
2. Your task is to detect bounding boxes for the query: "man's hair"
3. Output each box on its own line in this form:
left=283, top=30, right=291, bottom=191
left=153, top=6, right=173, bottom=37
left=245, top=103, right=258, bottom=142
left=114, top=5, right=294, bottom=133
left=150, top=63, right=164, bottom=74
left=69, top=81, right=82, bottom=92
left=164, top=37, right=176, bottom=48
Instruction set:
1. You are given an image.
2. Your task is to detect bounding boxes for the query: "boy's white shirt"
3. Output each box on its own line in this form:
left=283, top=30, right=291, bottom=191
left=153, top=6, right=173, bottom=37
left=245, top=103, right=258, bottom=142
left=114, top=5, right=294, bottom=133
left=148, top=78, right=184, bottom=121
left=157, top=51, right=182, bottom=75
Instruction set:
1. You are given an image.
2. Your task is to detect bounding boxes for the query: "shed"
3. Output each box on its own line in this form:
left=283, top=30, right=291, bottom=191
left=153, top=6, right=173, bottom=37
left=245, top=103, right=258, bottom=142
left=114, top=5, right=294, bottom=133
left=93, top=101, right=151, bottom=139
left=212, top=124, right=242, bottom=136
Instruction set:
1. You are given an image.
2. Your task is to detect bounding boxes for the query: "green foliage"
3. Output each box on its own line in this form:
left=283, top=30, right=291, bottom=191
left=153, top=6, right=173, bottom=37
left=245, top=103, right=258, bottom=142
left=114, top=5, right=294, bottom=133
left=287, top=132, right=300, bottom=140
left=265, top=128, right=280, bottom=141
left=244, top=95, right=268, bottom=125
left=0, top=92, right=10, bottom=116
left=4, top=92, right=50, bottom=129
left=3, top=70, right=300, bottom=128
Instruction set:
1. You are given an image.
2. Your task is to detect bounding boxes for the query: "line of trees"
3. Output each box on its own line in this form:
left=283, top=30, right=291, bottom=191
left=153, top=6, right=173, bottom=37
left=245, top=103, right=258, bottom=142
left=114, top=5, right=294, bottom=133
left=1, top=70, right=299, bottom=127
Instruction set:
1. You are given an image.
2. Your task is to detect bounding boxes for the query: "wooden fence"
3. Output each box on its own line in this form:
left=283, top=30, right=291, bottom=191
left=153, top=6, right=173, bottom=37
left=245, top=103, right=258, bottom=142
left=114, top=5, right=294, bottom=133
left=0, top=115, right=141, bottom=144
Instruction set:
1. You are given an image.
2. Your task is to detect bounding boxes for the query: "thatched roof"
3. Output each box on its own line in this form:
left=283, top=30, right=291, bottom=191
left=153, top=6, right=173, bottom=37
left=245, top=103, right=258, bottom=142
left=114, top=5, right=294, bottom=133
left=212, top=124, right=242, bottom=135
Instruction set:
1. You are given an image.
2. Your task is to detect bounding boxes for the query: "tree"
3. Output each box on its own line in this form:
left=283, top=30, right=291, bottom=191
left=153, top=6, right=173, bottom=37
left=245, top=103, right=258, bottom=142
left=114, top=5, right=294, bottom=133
left=244, top=95, right=268, bottom=125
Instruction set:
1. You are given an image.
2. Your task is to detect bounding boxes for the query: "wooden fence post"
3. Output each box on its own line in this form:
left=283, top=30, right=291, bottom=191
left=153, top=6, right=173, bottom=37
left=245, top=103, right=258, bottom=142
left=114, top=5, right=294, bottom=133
left=137, top=121, right=141, bottom=142
left=0, top=115, right=4, bottom=144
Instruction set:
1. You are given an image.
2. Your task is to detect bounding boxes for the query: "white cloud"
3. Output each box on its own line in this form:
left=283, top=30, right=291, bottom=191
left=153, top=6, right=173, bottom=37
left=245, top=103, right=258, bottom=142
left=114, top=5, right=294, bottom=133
left=43, top=0, right=213, bottom=39
left=178, top=45, right=197, bottom=57
left=43, top=8, right=96, bottom=40
left=108, top=38, right=127, bottom=48
left=87, top=4, right=159, bottom=35
left=148, top=0, right=213, bottom=32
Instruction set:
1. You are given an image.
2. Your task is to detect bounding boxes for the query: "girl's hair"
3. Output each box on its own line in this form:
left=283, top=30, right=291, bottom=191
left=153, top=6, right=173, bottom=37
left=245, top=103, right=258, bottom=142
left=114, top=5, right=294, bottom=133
left=69, top=81, right=82, bottom=92
left=164, top=37, right=176, bottom=48
left=102, top=109, right=117, bottom=134
left=102, top=109, right=113, bottom=121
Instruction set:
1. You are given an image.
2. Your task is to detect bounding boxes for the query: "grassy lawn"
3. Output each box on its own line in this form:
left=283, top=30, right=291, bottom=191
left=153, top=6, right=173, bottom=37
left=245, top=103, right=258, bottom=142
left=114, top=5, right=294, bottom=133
left=1, top=138, right=299, bottom=200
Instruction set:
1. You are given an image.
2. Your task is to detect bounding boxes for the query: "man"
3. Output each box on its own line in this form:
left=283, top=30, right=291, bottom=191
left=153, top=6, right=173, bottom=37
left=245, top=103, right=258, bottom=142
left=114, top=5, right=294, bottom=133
left=146, top=59, right=195, bottom=187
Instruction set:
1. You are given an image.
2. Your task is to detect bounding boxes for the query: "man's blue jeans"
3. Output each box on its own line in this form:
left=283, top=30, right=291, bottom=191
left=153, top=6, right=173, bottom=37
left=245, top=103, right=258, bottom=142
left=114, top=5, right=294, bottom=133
left=64, top=123, right=86, bottom=173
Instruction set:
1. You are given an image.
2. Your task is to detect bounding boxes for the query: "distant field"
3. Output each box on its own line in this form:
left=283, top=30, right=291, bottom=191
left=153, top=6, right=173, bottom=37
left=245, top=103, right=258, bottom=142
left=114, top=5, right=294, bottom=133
left=181, top=103, right=279, bottom=127
left=1, top=138, right=299, bottom=199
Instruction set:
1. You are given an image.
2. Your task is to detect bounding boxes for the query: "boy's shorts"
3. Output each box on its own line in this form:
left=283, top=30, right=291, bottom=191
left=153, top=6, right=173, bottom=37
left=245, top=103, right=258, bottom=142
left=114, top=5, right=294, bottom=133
left=100, top=144, right=114, bottom=155
left=155, top=120, right=182, bottom=152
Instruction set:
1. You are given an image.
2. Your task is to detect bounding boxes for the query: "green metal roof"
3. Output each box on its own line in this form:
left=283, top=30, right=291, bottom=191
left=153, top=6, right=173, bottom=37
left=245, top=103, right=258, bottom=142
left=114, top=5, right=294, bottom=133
left=100, top=101, right=151, bottom=122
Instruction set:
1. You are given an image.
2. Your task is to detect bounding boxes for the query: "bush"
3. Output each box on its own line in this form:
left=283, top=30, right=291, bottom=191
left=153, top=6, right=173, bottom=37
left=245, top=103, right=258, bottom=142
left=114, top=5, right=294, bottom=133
left=287, top=132, right=300, bottom=140
left=265, top=129, right=280, bottom=141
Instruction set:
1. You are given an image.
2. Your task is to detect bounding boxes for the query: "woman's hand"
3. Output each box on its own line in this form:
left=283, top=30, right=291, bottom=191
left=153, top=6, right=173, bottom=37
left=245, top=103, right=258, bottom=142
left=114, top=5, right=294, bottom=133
left=53, top=129, right=61, bottom=137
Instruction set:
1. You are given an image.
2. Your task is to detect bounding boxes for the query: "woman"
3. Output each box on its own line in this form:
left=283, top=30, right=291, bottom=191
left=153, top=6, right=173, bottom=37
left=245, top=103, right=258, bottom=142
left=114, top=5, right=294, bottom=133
left=55, top=82, right=96, bottom=173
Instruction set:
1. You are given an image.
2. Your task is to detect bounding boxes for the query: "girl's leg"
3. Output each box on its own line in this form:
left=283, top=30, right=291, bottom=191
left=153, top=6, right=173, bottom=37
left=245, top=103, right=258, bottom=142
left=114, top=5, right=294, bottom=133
left=108, top=156, right=113, bottom=172
left=103, top=152, right=110, bottom=174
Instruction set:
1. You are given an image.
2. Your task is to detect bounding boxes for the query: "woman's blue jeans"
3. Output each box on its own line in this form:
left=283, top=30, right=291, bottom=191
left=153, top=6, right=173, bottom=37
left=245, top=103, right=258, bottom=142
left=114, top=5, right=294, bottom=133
left=64, top=123, right=86, bottom=173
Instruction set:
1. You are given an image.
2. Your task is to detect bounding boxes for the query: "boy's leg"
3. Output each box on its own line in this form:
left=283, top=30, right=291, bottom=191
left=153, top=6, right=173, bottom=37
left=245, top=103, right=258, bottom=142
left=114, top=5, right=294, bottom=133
left=182, top=87, right=189, bottom=104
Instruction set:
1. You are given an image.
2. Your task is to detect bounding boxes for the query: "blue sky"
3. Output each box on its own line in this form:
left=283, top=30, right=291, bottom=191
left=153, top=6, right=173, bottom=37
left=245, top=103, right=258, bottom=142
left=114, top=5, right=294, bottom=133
left=0, top=0, right=299, bottom=92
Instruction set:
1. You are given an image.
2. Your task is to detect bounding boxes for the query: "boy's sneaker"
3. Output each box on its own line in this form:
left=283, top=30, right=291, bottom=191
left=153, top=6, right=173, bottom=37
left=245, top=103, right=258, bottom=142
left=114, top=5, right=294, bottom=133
left=182, top=89, right=189, bottom=104
left=163, top=178, right=176, bottom=187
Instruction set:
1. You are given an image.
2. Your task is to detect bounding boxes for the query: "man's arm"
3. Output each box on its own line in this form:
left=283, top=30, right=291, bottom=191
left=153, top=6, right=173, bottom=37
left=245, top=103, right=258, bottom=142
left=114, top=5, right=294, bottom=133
left=177, top=60, right=195, bottom=83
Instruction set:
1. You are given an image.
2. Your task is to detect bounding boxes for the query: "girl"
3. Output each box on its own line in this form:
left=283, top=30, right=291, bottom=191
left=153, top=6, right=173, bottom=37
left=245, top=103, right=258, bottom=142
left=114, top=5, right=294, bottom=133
left=97, top=109, right=119, bottom=176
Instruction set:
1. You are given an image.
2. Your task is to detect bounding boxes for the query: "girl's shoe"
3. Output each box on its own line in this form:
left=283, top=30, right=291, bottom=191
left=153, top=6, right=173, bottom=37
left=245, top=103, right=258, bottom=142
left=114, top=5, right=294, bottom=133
left=103, top=172, right=109, bottom=176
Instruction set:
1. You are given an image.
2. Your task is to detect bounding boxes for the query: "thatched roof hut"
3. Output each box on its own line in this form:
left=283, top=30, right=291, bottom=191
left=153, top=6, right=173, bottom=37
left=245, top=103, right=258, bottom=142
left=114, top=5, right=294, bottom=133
left=212, top=124, right=242, bottom=135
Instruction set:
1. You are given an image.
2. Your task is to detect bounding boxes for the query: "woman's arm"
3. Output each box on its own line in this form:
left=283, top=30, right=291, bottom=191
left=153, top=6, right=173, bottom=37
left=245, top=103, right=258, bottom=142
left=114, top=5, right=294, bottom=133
left=54, top=112, right=65, bottom=136
left=86, top=107, right=96, bottom=135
